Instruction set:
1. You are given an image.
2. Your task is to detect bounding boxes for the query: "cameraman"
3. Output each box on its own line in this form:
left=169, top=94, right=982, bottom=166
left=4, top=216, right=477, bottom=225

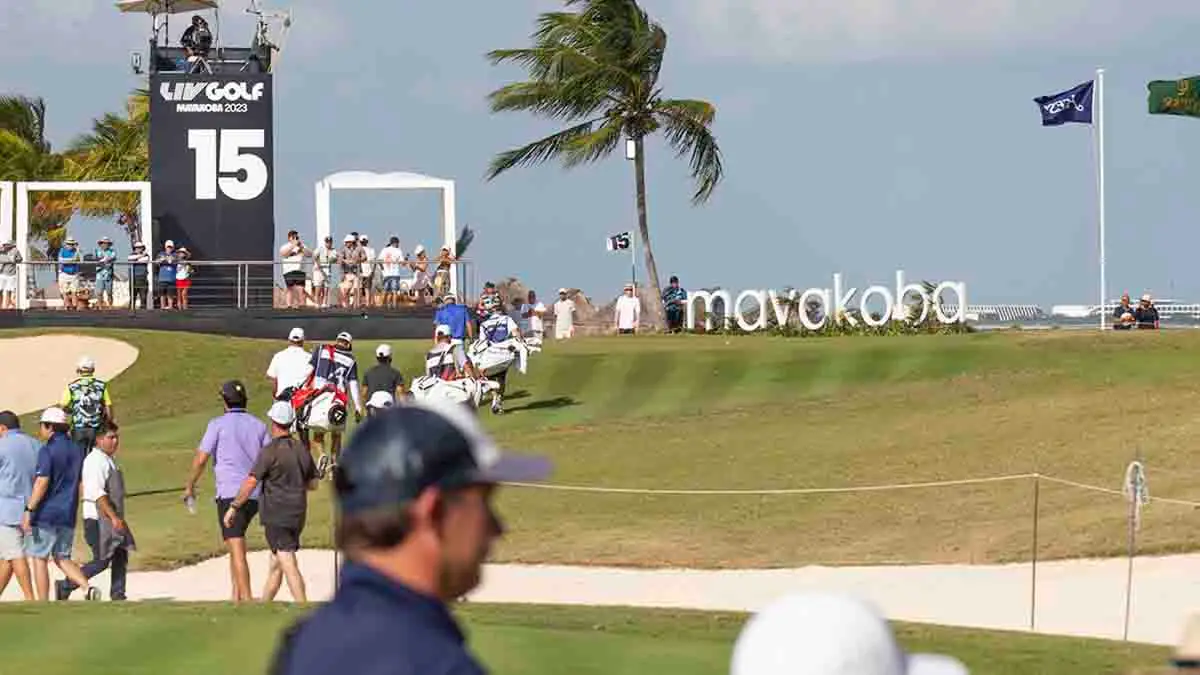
left=181, top=16, right=213, bottom=74
left=279, top=231, right=310, bottom=309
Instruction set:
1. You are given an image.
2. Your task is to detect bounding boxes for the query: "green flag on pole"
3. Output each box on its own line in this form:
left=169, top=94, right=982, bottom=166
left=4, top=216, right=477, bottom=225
left=1148, top=76, right=1200, bottom=118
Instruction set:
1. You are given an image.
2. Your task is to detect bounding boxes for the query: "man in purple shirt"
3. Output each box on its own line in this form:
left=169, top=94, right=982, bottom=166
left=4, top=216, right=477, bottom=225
left=182, top=380, right=269, bottom=603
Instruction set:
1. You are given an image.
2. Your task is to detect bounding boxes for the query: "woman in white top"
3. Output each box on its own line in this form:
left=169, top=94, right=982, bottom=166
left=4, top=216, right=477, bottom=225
left=175, top=248, right=193, bottom=310
left=406, top=245, right=431, bottom=305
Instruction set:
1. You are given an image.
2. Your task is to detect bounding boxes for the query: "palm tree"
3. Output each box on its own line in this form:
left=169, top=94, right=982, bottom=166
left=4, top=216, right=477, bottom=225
left=0, top=95, right=71, bottom=253
left=484, top=0, right=723, bottom=327
left=62, top=89, right=150, bottom=246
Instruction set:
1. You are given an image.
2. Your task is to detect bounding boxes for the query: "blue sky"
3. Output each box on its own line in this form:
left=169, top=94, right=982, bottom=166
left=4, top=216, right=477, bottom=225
left=4, top=0, right=1200, bottom=304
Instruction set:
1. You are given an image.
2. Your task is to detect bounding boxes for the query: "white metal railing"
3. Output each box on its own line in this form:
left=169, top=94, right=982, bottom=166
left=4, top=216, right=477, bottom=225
left=7, top=258, right=478, bottom=311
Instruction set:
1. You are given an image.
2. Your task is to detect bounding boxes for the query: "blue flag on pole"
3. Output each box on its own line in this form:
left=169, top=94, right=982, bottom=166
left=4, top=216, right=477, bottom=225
left=1034, top=80, right=1095, bottom=126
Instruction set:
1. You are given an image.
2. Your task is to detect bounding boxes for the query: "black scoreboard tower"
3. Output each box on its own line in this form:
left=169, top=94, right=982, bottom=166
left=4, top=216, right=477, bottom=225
left=149, top=72, right=276, bottom=307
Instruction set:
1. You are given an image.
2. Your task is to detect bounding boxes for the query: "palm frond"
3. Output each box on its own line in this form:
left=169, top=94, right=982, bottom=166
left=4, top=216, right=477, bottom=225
left=487, top=79, right=609, bottom=120
left=562, top=116, right=623, bottom=168
left=485, top=117, right=605, bottom=180
left=0, top=95, right=49, bottom=152
left=654, top=98, right=723, bottom=203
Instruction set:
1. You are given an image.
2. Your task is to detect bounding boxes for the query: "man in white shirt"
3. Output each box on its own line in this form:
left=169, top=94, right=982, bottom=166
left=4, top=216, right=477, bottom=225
left=57, top=422, right=133, bottom=601
left=279, top=230, right=310, bottom=309
left=358, top=235, right=377, bottom=308
left=378, top=236, right=405, bottom=308
left=267, top=328, right=314, bottom=401
left=519, top=290, right=547, bottom=341
left=553, top=288, right=576, bottom=340
left=311, top=236, right=337, bottom=309
left=614, top=283, right=640, bottom=334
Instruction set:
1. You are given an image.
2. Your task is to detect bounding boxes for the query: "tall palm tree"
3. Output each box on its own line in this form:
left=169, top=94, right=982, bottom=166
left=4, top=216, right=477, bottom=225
left=0, top=95, right=71, bottom=253
left=484, top=0, right=723, bottom=327
left=63, top=89, right=150, bottom=246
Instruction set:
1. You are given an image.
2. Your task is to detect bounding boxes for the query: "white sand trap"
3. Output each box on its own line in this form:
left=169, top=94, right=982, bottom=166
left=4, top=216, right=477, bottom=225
left=0, top=335, right=139, bottom=415
left=5, top=550, right=1195, bottom=646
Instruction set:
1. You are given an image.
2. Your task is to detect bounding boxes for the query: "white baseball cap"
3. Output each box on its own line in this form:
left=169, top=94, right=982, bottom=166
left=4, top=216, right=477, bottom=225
left=366, top=391, right=395, bottom=409
left=336, top=331, right=353, bottom=344
left=414, top=244, right=426, bottom=255
left=343, top=234, right=355, bottom=243
left=375, top=343, right=392, bottom=358
left=359, top=234, right=369, bottom=242
left=267, top=400, right=295, bottom=426
left=435, top=324, right=452, bottom=337
left=77, top=356, right=96, bottom=372
left=730, top=593, right=968, bottom=675
left=288, top=327, right=305, bottom=342
left=40, top=407, right=68, bottom=425
left=558, top=288, right=568, bottom=294
left=165, top=240, right=175, bottom=248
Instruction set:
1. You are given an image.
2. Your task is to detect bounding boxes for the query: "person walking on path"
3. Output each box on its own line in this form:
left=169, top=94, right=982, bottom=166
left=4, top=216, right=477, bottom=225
left=434, top=293, right=473, bottom=346
left=21, top=407, right=96, bottom=601
left=267, top=399, right=552, bottom=675
left=307, top=332, right=364, bottom=476
left=60, top=356, right=113, bottom=455
left=0, top=410, right=39, bottom=600
left=224, top=402, right=317, bottom=603
left=553, top=289, right=576, bottom=340
left=57, top=422, right=135, bottom=601
left=363, top=344, right=405, bottom=402
left=267, top=327, right=315, bottom=450
left=183, top=381, right=269, bottom=603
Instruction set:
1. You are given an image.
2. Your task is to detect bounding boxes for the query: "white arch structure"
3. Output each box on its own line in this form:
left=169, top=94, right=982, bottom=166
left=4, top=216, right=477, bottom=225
left=1, top=182, right=12, bottom=243
left=14, top=181, right=153, bottom=310
left=314, top=170, right=458, bottom=297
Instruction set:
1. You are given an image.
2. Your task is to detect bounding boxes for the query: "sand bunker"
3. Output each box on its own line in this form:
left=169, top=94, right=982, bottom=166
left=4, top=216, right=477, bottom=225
left=4, top=549, right=1193, bottom=646
left=0, top=334, right=139, bottom=415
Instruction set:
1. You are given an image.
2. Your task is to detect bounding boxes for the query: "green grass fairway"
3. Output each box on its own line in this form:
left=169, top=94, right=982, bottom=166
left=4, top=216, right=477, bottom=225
left=0, top=603, right=1169, bottom=675
left=6, top=328, right=1200, bottom=569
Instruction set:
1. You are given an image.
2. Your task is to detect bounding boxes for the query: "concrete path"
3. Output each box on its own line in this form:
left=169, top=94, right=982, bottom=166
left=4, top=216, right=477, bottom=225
left=4, top=550, right=1195, bottom=646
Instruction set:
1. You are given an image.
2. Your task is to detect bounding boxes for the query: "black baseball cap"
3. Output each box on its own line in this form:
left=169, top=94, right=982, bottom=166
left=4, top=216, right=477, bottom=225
left=221, top=380, right=248, bottom=407
left=334, top=400, right=552, bottom=515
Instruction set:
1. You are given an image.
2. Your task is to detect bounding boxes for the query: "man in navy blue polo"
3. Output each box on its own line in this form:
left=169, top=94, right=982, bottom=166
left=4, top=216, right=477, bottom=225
left=269, top=399, right=552, bottom=675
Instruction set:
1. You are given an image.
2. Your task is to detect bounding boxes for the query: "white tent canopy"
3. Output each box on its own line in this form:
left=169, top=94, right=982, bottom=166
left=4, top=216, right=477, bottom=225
left=115, top=0, right=218, bottom=14
left=314, top=170, right=458, bottom=297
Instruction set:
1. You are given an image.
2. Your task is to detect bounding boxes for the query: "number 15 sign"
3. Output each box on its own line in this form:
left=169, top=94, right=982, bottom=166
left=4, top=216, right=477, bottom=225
left=150, top=73, right=276, bottom=263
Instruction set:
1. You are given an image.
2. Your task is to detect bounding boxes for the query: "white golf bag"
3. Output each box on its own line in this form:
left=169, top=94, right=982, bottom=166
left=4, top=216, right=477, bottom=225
left=409, top=374, right=499, bottom=408
left=302, top=389, right=348, bottom=431
left=467, top=336, right=538, bottom=377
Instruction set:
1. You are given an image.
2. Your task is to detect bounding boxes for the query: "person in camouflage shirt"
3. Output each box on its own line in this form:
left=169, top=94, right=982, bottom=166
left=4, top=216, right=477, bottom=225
left=60, top=357, right=113, bottom=454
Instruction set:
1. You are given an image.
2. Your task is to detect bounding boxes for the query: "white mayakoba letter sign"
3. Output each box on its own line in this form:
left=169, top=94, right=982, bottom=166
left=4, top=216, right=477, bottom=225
left=685, top=270, right=967, bottom=332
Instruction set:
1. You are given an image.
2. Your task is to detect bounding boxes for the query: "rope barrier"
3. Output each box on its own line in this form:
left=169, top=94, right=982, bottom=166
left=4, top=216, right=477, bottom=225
left=506, top=471, right=1200, bottom=507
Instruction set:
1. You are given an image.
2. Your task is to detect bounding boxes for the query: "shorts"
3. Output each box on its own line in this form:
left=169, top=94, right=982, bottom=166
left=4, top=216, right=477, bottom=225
left=340, top=273, right=359, bottom=288
left=175, top=278, right=192, bottom=289
left=215, top=498, right=259, bottom=540
left=382, top=276, right=403, bottom=292
left=157, top=280, right=176, bottom=295
left=25, top=524, right=74, bottom=559
left=284, top=271, right=306, bottom=288
left=0, top=525, right=27, bottom=560
left=0, top=274, right=15, bottom=293
left=95, top=275, right=113, bottom=294
left=265, top=524, right=302, bottom=553
left=58, top=273, right=80, bottom=293
left=312, top=272, right=330, bottom=289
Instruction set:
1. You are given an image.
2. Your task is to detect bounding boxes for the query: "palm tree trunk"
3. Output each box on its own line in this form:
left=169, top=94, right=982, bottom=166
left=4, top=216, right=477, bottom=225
left=633, top=136, right=665, bottom=329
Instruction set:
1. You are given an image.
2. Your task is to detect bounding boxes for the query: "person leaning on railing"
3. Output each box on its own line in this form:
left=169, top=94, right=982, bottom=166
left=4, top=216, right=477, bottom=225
left=93, top=238, right=117, bottom=310
left=127, top=243, right=150, bottom=311
left=0, top=241, right=20, bottom=311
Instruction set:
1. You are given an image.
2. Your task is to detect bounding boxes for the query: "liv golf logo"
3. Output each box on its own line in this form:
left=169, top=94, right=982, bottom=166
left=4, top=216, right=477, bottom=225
left=686, top=270, right=967, bottom=331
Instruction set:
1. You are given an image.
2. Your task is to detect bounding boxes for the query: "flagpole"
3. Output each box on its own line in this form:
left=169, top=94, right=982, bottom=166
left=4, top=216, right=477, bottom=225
left=1096, top=67, right=1108, bottom=331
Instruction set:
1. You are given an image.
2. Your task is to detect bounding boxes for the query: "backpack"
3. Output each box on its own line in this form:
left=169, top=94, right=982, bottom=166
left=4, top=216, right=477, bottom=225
left=68, top=378, right=107, bottom=429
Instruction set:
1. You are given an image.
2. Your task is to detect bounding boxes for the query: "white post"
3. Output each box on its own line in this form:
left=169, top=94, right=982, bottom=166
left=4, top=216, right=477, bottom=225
left=1096, top=68, right=1107, bottom=331
left=15, top=184, right=29, bottom=310
left=442, top=181, right=458, bottom=299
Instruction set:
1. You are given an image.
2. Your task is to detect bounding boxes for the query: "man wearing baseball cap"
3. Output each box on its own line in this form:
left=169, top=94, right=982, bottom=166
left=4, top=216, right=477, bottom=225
left=57, top=237, right=83, bottom=311
left=363, top=343, right=405, bottom=404
left=22, top=407, right=96, bottom=601
left=434, top=293, right=473, bottom=345
left=183, top=380, right=269, bottom=602
left=60, top=356, right=113, bottom=455
left=365, top=391, right=395, bottom=416
left=730, top=592, right=968, bottom=675
left=0, top=240, right=21, bottom=311
left=308, top=331, right=365, bottom=475
left=224, top=401, right=317, bottom=603
left=268, top=399, right=552, bottom=674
